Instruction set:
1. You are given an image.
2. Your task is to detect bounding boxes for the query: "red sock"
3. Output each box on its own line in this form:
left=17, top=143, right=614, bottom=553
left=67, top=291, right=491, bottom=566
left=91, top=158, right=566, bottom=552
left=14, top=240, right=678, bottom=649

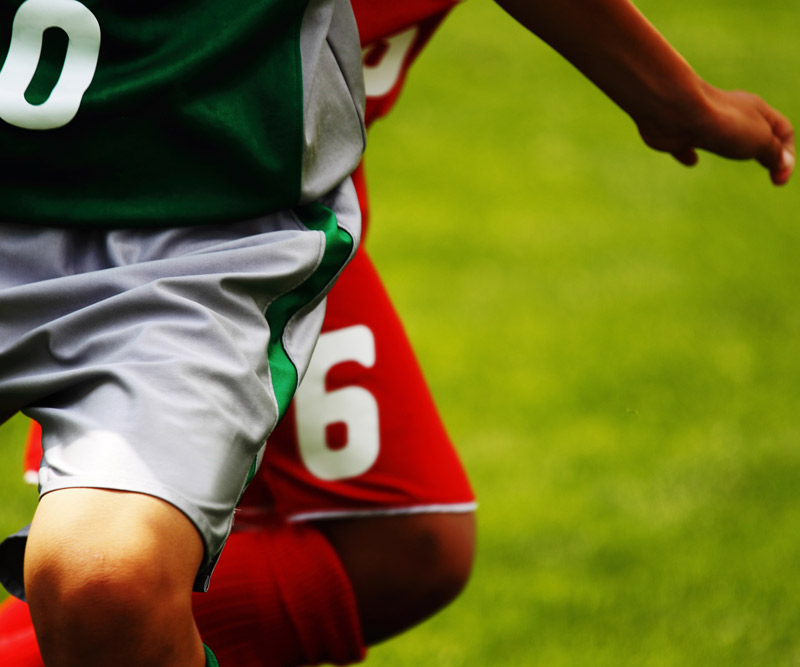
left=193, top=518, right=366, bottom=667
left=0, top=597, right=44, bottom=667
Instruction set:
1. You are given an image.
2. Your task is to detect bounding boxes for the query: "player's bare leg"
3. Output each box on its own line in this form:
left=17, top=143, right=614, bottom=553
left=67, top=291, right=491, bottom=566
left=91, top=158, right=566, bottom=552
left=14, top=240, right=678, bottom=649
left=317, top=512, right=476, bottom=644
left=24, top=488, right=206, bottom=667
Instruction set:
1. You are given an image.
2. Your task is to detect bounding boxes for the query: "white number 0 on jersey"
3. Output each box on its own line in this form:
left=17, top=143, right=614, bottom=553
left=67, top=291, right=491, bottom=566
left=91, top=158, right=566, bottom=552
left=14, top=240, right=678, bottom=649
left=295, top=325, right=381, bottom=481
left=0, top=0, right=100, bottom=130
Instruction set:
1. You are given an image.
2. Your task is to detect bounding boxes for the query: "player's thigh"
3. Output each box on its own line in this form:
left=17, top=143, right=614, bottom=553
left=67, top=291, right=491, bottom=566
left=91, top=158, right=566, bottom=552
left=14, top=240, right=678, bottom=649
left=316, top=511, right=476, bottom=644
left=318, top=511, right=476, bottom=587
left=25, top=488, right=203, bottom=600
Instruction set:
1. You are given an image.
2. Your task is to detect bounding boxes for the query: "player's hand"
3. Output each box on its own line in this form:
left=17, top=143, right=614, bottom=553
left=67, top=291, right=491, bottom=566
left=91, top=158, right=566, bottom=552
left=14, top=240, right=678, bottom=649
left=637, top=84, right=795, bottom=186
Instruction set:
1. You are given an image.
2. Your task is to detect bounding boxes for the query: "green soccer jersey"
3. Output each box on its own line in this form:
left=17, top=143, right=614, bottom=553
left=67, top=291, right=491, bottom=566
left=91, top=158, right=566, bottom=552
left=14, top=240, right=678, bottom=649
left=0, top=0, right=365, bottom=226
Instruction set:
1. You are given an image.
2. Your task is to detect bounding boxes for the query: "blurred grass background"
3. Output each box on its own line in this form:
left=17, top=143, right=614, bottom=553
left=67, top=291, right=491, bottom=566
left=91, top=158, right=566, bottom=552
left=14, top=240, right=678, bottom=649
left=3, top=0, right=800, bottom=664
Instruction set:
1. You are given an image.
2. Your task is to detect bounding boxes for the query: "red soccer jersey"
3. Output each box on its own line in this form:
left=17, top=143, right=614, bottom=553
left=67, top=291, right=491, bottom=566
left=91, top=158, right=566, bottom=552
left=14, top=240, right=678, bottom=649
left=352, top=0, right=461, bottom=236
left=356, top=0, right=459, bottom=128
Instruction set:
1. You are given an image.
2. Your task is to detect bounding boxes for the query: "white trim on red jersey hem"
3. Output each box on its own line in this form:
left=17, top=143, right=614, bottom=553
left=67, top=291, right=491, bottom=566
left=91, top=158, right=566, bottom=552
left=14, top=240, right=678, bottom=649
left=285, top=501, right=478, bottom=523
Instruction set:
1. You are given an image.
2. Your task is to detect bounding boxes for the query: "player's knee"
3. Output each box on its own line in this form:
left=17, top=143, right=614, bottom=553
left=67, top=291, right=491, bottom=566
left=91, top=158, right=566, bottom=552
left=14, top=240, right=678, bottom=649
left=34, top=561, right=154, bottom=625
left=24, top=488, right=203, bottom=655
left=26, top=527, right=178, bottom=628
left=26, top=533, right=199, bottom=665
left=407, top=512, right=476, bottom=608
left=26, top=552, right=154, bottom=667
left=320, top=510, right=476, bottom=617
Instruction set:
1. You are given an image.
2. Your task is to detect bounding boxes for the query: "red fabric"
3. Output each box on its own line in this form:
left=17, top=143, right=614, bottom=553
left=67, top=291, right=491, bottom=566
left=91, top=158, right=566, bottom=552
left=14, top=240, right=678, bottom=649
left=353, top=0, right=460, bottom=127
left=353, top=0, right=459, bottom=44
left=0, top=597, right=43, bottom=667
left=238, top=248, right=475, bottom=524
left=359, top=8, right=454, bottom=127
left=193, top=522, right=365, bottom=666
left=22, top=420, right=42, bottom=481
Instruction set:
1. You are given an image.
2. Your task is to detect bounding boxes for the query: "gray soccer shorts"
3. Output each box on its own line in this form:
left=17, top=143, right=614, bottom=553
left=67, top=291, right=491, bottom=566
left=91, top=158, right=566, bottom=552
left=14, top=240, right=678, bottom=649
left=0, top=179, right=359, bottom=597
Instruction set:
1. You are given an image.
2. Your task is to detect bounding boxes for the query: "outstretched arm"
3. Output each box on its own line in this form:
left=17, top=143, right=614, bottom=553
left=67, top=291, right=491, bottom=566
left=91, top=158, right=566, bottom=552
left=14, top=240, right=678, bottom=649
left=495, top=0, right=795, bottom=185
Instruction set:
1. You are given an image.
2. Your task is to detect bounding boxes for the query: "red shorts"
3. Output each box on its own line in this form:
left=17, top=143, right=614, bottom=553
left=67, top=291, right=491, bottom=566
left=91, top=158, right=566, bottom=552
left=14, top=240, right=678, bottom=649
left=23, top=248, right=475, bottom=525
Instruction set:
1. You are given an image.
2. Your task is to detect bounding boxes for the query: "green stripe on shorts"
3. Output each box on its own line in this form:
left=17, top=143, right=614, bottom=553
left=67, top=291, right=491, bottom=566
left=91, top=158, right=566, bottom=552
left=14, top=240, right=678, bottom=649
left=265, top=202, right=355, bottom=418
left=204, top=644, right=220, bottom=667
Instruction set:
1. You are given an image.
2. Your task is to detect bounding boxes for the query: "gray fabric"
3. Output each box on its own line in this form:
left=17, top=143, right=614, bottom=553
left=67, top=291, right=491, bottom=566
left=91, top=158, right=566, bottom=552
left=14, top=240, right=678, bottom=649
left=0, top=178, right=360, bottom=595
left=300, top=0, right=367, bottom=204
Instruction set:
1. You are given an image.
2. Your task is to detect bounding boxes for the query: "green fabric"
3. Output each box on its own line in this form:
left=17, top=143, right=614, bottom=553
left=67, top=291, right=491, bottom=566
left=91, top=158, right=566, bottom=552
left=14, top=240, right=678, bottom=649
left=204, top=644, right=220, bottom=667
left=264, top=202, right=355, bottom=418
left=0, top=0, right=308, bottom=226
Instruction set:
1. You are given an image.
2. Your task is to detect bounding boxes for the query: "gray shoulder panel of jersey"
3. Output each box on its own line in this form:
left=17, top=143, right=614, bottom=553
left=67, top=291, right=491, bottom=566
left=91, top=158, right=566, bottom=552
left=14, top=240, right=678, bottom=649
left=299, top=0, right=367, bottom=205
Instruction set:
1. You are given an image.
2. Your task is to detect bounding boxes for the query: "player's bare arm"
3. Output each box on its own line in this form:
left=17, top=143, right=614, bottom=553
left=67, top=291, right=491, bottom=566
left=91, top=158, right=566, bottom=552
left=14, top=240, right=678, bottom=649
left=495, top=0, right=795, bottom=185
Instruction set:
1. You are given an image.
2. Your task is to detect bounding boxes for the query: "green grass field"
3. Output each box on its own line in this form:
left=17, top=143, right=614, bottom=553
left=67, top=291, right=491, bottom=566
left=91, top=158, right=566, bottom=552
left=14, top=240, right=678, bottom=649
left=3, top=0, right=800, bottom=664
